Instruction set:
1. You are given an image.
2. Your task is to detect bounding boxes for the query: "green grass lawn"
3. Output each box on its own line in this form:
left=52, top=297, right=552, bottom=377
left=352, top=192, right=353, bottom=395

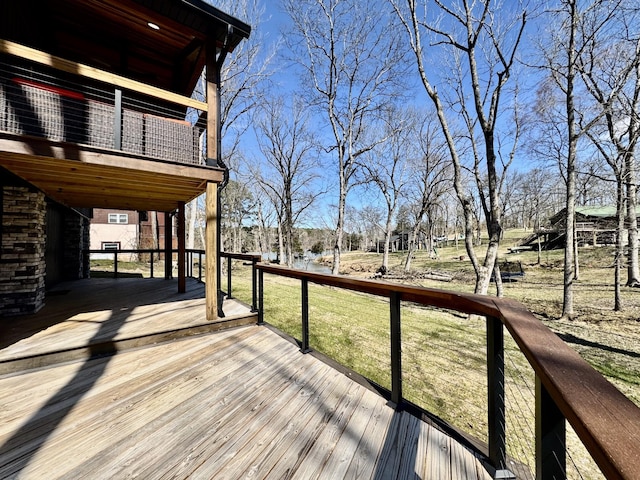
left=223, top=234, right=638, bottom=479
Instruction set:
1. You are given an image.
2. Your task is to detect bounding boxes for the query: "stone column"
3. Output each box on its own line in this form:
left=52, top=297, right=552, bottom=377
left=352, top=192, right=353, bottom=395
left=0, top=186, right=47, bottom=316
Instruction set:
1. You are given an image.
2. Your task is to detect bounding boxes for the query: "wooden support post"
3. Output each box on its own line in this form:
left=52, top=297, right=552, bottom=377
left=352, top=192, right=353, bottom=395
left=205, top=37, right=224, bottom=318
left=177, top=202, right=185, bottom=293
left=164, top=212, right=172, bottom=279
left=205, top=182, right=218, bottom=320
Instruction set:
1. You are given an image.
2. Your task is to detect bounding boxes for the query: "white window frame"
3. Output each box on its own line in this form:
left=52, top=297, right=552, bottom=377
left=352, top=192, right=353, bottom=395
left=107, top=213, right=128, bottom=224
left=102, top=242, right=121, bottom=250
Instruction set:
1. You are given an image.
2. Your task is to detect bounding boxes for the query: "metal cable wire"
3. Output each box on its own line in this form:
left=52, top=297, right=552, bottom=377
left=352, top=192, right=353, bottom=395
left=1, top=58, right=203, bottom=165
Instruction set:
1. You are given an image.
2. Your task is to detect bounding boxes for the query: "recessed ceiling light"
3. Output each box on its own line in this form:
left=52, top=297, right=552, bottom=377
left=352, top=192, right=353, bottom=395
left=148, top=22, right=160, bottom=30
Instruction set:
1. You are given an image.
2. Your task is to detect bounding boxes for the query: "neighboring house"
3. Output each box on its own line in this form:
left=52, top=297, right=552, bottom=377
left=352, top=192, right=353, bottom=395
left=89, top=209, right=176, bottom=261
left=0, top=0, right=250, bottom=317
left=519, top=206, right=636, bottom=250
left=90, top=209, right=140, bottom=259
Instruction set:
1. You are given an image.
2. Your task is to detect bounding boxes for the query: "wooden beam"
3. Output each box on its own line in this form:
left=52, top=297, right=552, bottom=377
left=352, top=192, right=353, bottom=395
left=0, top=134, right=223, bottom=182
left=205, top=182, right=217, bottom=320
left=204, top=38, right=222, bottom=320
left=164, top=212, right=172, bottom=280
left=0, top=39, right=207, bottom=112
left=178, top=202, right=186, bottom=293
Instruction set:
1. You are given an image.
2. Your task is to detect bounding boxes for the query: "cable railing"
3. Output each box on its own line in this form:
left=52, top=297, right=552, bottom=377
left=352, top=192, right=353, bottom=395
left=0, top=40, right=206, bottom=166
left=255, top=262, right=640, bottom=480
left=84, top=248, right=261, bottom=314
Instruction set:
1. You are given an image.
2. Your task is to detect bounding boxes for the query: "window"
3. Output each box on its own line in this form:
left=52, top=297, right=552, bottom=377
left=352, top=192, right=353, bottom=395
left=108, top=213, right=128, bottom=224
left=102, top=242, right=121, bottom=250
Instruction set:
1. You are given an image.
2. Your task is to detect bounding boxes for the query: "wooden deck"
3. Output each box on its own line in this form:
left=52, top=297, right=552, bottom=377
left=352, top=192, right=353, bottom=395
left=0, top=277, right=255, bottom=374
left=0, top=278, right=492, bottom=479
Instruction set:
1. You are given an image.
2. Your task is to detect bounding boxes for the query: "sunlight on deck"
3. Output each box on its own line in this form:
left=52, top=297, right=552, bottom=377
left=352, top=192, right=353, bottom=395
left=0, top=325, right=491, bottom=479
left=0, top=277, right=492, bottom=479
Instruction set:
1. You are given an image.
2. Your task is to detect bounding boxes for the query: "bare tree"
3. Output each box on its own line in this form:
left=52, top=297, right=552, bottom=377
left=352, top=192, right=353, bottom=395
left=579, top=2, right=640, bottom=288
left=283, top=0, right=407, bottom=275
left=535, top=0, right=629, bottom=318
left=186, top=0, right=276, bottom=249
left=356, top=205, right=386, bottom=253
left=361, top=108, right=418, bottom=271
left=252, top=96, right=321, bottom=267
left=403, top=115, right=452, bottom=271
left=220, top=179, right=256, bottom=252
left=391, top=0, right=527, bottom=295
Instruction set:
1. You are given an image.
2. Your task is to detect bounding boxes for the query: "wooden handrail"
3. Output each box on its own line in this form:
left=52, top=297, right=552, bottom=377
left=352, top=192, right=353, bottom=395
left=256, top=262, right=640, bottom=479
left=0, top=39, right=208, bottom=112
left=220, top=252, right=262, bottom=262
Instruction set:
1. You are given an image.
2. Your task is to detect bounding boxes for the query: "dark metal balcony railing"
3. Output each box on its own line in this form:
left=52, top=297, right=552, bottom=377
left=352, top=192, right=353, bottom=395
left=84, top=249, right=260, bottom=314
left=0, top=51, right=204, bottom=165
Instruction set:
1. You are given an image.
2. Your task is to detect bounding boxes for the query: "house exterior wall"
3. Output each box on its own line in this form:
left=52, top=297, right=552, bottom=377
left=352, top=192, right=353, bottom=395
left=0, top=185, right=47, bottom=316
left=90, top=209, right=176, bottom=262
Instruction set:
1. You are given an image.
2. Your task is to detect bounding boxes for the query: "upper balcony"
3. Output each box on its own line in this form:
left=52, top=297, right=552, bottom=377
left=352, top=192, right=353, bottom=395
left=0, top=0, right=250, bottom=212
left=0, top=42, right=213, bottom=212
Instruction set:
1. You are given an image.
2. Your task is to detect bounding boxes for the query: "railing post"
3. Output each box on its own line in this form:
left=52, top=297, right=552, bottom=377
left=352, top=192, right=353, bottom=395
left=227, top=255, right=233, bottom=299
left=487, top=316, right=508, bottom=473
left=251, top=258, right=258, bottom=312
left=113, top=88, right=122, bottom=150
left=390, top=291, right=402, bottom=407
left=300, top=278, right=311, bottom=353
left=257, top=269, right=264, bottom=325
left=114, top=251, right=118, bottom=278
left=536, top=376, right=566, bottom=480
left=198, top=252, right=203, bottom=282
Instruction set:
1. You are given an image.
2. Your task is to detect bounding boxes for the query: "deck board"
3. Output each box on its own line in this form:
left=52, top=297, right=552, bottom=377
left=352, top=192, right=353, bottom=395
left=0, top=277, right=256, bottom=374
left=0, top=277, right=492, bottom=479
left=0, top=324, right=492, bottom=479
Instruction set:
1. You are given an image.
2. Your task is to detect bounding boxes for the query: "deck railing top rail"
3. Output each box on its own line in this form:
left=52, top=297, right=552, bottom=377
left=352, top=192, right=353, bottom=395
left=256, top=262, right=640, bottom=480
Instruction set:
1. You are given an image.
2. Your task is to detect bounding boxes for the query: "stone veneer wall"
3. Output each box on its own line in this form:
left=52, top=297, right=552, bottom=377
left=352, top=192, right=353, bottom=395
left=0, top=186, right=47, bottom=316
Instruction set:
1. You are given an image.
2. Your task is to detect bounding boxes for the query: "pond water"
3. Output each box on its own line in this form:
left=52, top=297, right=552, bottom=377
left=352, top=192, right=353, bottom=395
left=261, top=252, right=333, bottom=274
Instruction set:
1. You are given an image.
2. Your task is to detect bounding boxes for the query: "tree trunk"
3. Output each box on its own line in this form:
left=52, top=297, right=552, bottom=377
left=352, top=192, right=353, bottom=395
left=187, top=199, right=197, bottom=249
left=626, top=152, right=640, bottom=286
left=562, top=0, right=578, bottom=320
left=562, top=166, right=577, bottom=319
left=404, top=224, right=420, bottom=272
left=277, top=223, right=284, bottom=264
left=285, top=221, right=294, bottom=268
left=536, top=209, right=542, bottom=265
left=615, top=179, right=625, bottom=310
left=382, top=216, right=393, bottom=270
left=332, top=186, right=347, bottom=275
left=493, top=261, right=504, bottom=298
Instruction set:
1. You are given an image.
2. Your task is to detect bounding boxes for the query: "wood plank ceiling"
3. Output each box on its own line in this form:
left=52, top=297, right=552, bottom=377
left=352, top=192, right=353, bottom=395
left=0, top=136, right=222, bottom=212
